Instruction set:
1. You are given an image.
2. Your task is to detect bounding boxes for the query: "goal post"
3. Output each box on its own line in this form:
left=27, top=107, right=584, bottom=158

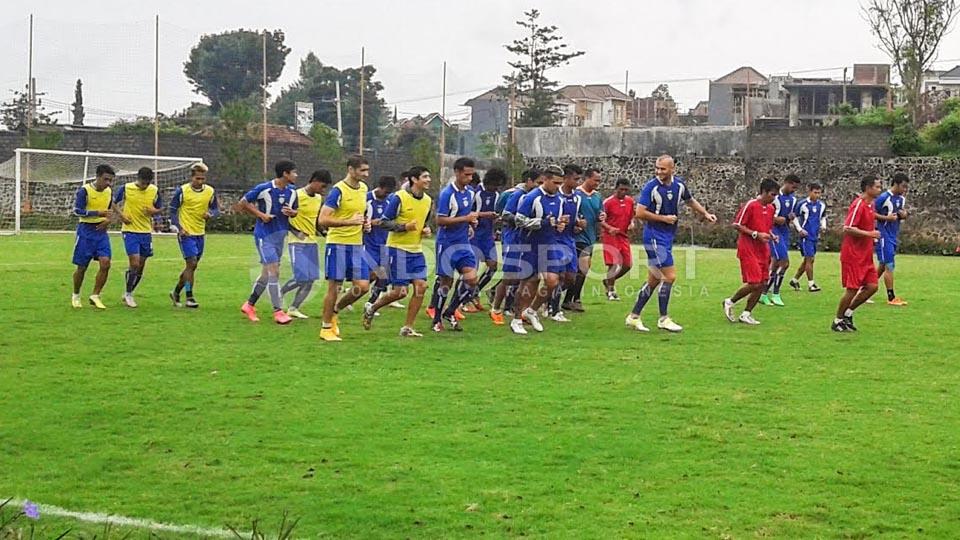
left=0, top=148, right=204, bottom=234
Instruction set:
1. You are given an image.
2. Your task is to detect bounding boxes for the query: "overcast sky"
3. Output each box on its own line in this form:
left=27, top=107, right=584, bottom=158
left=5, top=0, right=960, bottom=127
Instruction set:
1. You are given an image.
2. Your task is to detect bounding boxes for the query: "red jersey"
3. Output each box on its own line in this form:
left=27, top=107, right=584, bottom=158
left=733, top=197, right=773, bottom=258
left=840, top=196, right=876, bottom=265
left=602, top=195, right=635, bottom=240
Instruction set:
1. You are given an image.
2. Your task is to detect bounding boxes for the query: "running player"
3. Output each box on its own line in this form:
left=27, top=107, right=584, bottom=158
left=760, top=174, right=799, bottom=307
left=489, top=169, right=539, bottom=324
left=546, top=163, right=584, bottom=322
left=875, top=173, right=910, bottom=306
left=833, top=174, right=883, bottom=332
left=169, top=163, right=218, bottom=308
left=364, top=175, right=398, bottom=312
left=723, top=178, right=779, bottom=325
left=71, top=164, right=115, bottom=309
left=463, top=167, right=506, bottom=313
left=113, top=166, right=162, bottom=308
left=281, top=170, right=332, bottom=319
left=600, top=178, right=635, bottom=300
left=562, top=167, right=604, bottom=313
left=789, top=183, right=827, bottom=293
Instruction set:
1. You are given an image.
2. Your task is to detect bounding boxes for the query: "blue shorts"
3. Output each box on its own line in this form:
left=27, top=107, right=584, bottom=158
left=770, top=231, right=790, bottom=261
left=178, top=235, right=205, bottom=260
left=365, top=244, right=388, bottom=269
left=876, top=237, right=896, bottom=269
left=436, top=241, right=477, bottom=278
left=471, top=235, right=498, bottom=264
left=644, top=233, right=675, bottom=269
left=556, top=240, right=579, bottom=274
left=122, top=232, right=153, bottom=258
left=799, top=238, right=818, bottom=258
left=501, top=242, right=530, bottom=280
left=289, top=242, right=320, bottom=282
left=72, top=224, right=111, bottom=266
left=389, top=247, right=428, bottom=286
left=324, top=243, right=371, bottom=282
left=255, top=233, right=285, bottom=265
left=542, top=243, right=577, bottom=275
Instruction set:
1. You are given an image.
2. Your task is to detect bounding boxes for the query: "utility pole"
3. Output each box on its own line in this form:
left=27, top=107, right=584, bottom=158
left=625, top=70, right=629, bottom=94
left=154, top=15, right=160, bottom=161
left=334, top=80, right=344, bottom=146
left=842, top=67, right=848, bottom=105
left=358, top=47, right=365, bottom=155
left=509, top=73, right=517, bottom=146
left=262, top=31, right=268, bottom=177
left=27, top=14, right=34, bottom=135
left=439, top=61, right=446, bottom=180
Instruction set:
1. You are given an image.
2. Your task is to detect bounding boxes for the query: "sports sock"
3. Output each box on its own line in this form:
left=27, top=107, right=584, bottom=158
left=267, top=277, right=282, bottom=311
left=505, top=284, right=518, bottom=312
left=280, top=278, right=299, bottom=296
left=184, top=282, right=193, bottom=298
left=887, top=288, right=895, bottom=301
left=368, top=280, right=388, bottom=305
left=443, top=282, right=476, bottom=318
left=549, top=286, right=563, bottom=315
left=174, top=273, right=186, bottom=296
left=476, top=268, right=494, bottom=295
left=844, top=308, right=854, bottom=318
left=658, top=282, right=673, bottom=317
left=428, top=277, right=441, bottom=309
left=132, top=271, right=143, bottom=291
left=433, top=285, right=450, bottom=325
left=248, top=278, right=268, bottom=305
left=773, top=269, right=786, bottom=294
left=125, top=270, right=137, bottom=294
left=292, top=281, right=313, bottom=309
left=632, top=284, right=653, bottom=316
left=764, top=272, right=775, bottom=294
left=567, top=272, right=586, bottom=304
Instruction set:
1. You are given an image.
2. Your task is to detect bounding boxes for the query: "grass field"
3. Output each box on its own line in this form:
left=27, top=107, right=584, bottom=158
left=2, top=232, right=959, bottom=538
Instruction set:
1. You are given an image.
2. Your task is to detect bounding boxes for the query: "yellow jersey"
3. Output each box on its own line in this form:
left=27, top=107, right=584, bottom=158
left=76, top=183, right=112, bottom=224
left=324, top=179, right=367, bottom=245
left=116, top=182, right=160, bottom=233
left=288, top=187, right=323, bottom=243
left=173, top=183, right=217, bottom=236
left=386, top=188, right=433, bottom=254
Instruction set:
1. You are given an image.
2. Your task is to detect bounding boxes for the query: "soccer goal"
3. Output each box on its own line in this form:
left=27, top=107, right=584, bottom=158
left=0, top=148, right=203, bottom=234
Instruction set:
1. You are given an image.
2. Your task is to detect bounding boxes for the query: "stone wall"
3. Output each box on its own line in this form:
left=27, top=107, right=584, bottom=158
left=525, top=155, right=959, bottom=253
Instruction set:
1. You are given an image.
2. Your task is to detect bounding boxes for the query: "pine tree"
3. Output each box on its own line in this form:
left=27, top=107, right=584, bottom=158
left=72, top=79, right=85, bottom=126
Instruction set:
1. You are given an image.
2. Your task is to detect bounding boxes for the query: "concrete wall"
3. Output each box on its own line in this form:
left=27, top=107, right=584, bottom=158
left=708, top=83, right=735, bottom=126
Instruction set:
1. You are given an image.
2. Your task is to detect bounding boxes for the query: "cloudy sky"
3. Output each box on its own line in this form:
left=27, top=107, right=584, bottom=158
left=5, top=0, right=960, bottom=127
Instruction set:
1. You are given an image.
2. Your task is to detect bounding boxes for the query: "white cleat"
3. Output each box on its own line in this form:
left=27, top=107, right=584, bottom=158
left=624, top=314, right=649, bottom=332
left=550, top=311, right=570, bottom=323
left=389, top=301, right=406, bottom=309
left=363, top=302, right=381, bottom=317
left=399, top=326, right=423, bottom=338
left=522, top=308, right=544, bottom=332
left=723, top=298, right=736, bottom=322
left=286, top=307, right=310, bottom=319
left=738, top=312, right=761, bottom=325
left=510, top=318, right=528, bottom=335
left=657, top=316, right=683, bottom=333
left=122, top=294, right=138, bottom=308
left=71, top=294, right=82, bottom=309
left=607, top=290, right=621, bottom=301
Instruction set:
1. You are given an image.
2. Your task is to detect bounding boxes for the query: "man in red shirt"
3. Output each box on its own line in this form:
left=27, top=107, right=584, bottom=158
left=833, top=175, right=883, bottom=332
left=601, top=178, right=635, bottom=300
left=724, top=179, right=779, bottom=325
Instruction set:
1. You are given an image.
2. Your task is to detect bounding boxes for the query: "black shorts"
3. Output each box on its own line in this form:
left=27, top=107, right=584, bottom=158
left=575, top=242, right=594, bottom=260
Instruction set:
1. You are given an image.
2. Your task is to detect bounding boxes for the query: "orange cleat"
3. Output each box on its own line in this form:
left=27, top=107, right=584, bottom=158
left=241, top=301, right=259, bottom=322
left=426, top=306, right=436, bottom=320
left=462, top=304, right=481, bottom=314
left=887, top=297, right=908, bottom=306
left=273, top=310, right=292, bottom=325
left=454, top=308, right=466, bottom=321
left=489, top=310, right=505, bottom=326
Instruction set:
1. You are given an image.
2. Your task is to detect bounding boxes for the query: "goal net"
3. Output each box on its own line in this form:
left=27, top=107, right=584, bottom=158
left=0, top=148, right=203, bottom=234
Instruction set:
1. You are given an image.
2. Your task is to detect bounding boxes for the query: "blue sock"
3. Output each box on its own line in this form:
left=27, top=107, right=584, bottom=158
left=631, top=284, right=653, bottom=316
left=184, top=281, right=193, bottom=297
left=658, top=282, right=673, bottom=317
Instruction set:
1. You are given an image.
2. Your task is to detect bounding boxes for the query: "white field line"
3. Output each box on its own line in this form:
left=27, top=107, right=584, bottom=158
left=0, top=256, right=252, bottom=268
left=7, top=498, right=249, bottom=538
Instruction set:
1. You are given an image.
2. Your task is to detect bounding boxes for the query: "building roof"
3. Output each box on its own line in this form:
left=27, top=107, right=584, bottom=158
left=689, top=101, right=709, bottom=116
left=713, top=66, right=768, bottom=85
left=558, top=84, right=630, bottom=102
left=941, top=65, right=960, bottom=79
left=464, top=87, right=509, bottom=106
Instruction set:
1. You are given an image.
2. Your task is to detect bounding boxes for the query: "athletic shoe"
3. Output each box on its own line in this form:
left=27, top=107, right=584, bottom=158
left=522, top=308, right=544, bottom=332
left=319, top=327, right=342, bottom=342
left=888, top=297, right=908, bottom=306
left=831, top=320, right=848, bottom=332
left=273, top=310, right=292, bottom=325
left=771, top=294, right=785, bottom=307
left=789, top=278, right=801, bottom=292
left=389, top=301, right=406, bottom=309
left=426, top=306, right=436, bottom=320
left=658, top=316, right=683, bottom=332
left=489, top=310, right=505, bottom=326
left=432, top=322, right=444, bottom=333
left=607, top=290, right=621, bottom=301
left=759, top=294, right=772, bottom=306
left=363, top=302, right=382, bottom=318
left=462, top=303, right=482, bottom=314
left=738, top=312, right=760, bottom=325
left=510, top=318, right=528, bottom=335
left=88, top=295, right=106, bottom=310
left=399, top=326, right=423, bottom=338
left=568, top=300, right=585, bottom=313
left=331, top=314, right=341, bottom=337
left=170, top=290, right=183, bottom=308
left=446, top=314, right=462, bottom=332
left=504, top=309, right=514, bottom=318
left=843, top=315, right=858, bottom=331
left=185, top=297, right=199, bottom=309
left=808, top=284, right=822, bottom=293
left=361, top=307, right=375, bottom=330
left=723, top=298, right=737, bottom=323
left=472, top=298, right=485, bottom=312
left=538, top=305, right=549, bottom=318
left=624, top=314, right=649, bottom=332
left=550, top=311, right=571, bottom=323
left=864, top=298, right=875, bottom=304
left=122, top=294, right=138, bottom=308
left=454, top=308, right=466, bottom=321
left=241, top=301, right=259, bottom=322
left=287, top=307, right=309, bottom=319
left=71, top=294, right=82, bottom=309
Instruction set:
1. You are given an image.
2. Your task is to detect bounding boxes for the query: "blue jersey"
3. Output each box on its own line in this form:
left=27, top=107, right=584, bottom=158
left=501, top=186, right=529, bottom=245
left=242, top=180, right=298, bottom=238
left=557, top=188, right=581, bottom=243
left=436, top=182, right=475, bottom=245
left=364, top=191, right=391, bottom=250
left=517, top=186, right=562, bottom=245
left=574, top=188, right=603, bottom=246
left=794, top=198, right=826, bottom=238
left=772, top=190, right=798, bottom=235
left=637, top=176, right=693, bottom=239
left=875, top=190, right=905, bottom=240
left=471, top=186, right=499, bottom=244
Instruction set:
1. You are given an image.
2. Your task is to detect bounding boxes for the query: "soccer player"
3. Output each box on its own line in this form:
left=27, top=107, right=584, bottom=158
left=627, top=155, right=717, bottom=333
left=281, top=169, right=332, bottom=319
left=723, top=178, right=779, bottom=325
left=562, top=167, right=604, bottom=313
left=833, top=174, right=884, bottom=332
left=169, top=163, right=218, bottom=308
left=364, top=175, right=398, bottom=311
left=362, top=166, right=433, bottom=337
left=113, top=166, right=162, bottom=308
left=546, top=163, right=585, bottom=322
left=760, top=174, right=800, bottom=307
left=875, top=173, right=910, bottom=306
left=489, top=169, right=540, bottom=325
left=510, top=164, right=564, bottom=335
left=601, top=178, right=635, bottom=300
left=430, top=157, right=480, bottom=332
left=463, top=167, right=506, bottom=313
left=789, top=183, right=827, bottom=293
left=239, top=159, right=299, bottom=325
left=71, top=164, right=115, bottom=309
left=318, top=155, right=372, bottom=342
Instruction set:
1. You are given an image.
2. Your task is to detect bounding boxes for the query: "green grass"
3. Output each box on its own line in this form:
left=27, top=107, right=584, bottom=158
left=1, top=233, right=959, bottom=538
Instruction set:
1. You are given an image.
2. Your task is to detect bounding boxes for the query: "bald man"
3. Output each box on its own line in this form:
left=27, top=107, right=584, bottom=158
left=626, top=155, right=717, bottom=333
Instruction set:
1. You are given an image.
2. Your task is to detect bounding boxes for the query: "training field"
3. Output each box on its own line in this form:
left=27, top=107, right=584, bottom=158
left=2, top=233, right=959, bottom=538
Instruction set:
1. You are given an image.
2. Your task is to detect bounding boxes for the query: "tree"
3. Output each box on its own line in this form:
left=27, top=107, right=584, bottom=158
left=503, top=9, right=585, bottom=127
left=863, top=0, right=960, bottom=126
left=310, top=123, right=345, bottom=174
left=269, top=52, right=387, bottom=150
left=651, top=84, right=673, bottom=101
left=72, top=79, right=84, bottom=127
left=216, top=100, right=263, bottom=182
left=184, top=29, right=291, bottom=111
left=409, top=136, right=438, bottom=181
left=1, top=84, right=59, bottom=130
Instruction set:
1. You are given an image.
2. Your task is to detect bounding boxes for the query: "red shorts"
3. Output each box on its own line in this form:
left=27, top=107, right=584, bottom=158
left=739, top=254, right=770, bottom=284
left=602, top=236, right=632, bottom=266
left=841, top=261, right=879, bottom=290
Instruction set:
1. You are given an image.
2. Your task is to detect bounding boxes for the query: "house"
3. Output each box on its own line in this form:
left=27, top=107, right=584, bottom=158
left=923, top=65, right=960, bottom=97
left=627, top=88, right=679, bottom=127
left=398, top=113, right=454, bottom=136
left=556, top=84, right=631, bottom=127
left=464, top=88, right=511, bottom=136
left=783, top=64, right=891, bottom=126
left=707, top=67, right=781, bottom=126
left=679, top=101, right=710, bottom=126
